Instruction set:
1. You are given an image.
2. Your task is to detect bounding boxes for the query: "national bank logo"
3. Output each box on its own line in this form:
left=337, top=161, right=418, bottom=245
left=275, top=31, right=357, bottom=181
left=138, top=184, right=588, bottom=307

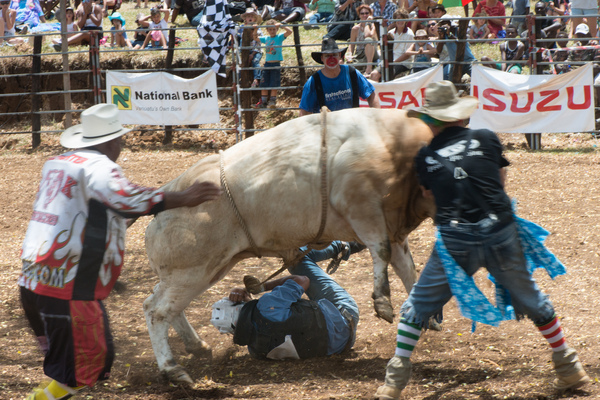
left=111, top=86, right=131, bottom=110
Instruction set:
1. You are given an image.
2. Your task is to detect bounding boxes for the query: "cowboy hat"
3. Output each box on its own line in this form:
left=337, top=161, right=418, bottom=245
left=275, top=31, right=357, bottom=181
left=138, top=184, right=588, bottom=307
left=109, top=12, right=126, bottom=26
left=240, top=7, right=262, bottom=25
left=60, top=104, right=131, bottom=148
left=407, top=80, right=479, bottom=122
left=311, top=37, right=348, bottom=64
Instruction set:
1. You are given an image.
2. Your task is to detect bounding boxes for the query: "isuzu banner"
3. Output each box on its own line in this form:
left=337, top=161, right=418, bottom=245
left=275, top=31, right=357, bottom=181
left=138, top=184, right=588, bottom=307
left=470, top=63, right=594, bottom=133
left=361, top=65, right=444, bottom=109
left=106, top=70, right=220, bottom=125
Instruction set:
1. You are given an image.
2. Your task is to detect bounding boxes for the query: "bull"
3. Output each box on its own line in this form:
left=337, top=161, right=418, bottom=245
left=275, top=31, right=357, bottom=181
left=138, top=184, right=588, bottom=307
left=143, top=108, right=435, bottom=383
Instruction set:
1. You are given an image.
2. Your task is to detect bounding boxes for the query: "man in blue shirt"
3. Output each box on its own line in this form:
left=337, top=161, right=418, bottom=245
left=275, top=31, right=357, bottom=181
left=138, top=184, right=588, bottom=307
left=210, top=241, right=364, bottom=359
left=299, top=38, right=379, bottom=115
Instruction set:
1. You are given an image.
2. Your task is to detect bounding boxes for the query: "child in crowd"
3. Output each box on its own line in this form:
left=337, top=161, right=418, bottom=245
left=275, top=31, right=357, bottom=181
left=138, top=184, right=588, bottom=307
left=131, top=12, right=148, bottom=49
left=140, top=6, right=170, bottom=49
left=252, top=19, right=292, bottom=109
left=108, top=12, right=132, bottom=48
left=369, top=8, right=414, bottom=82
left=305, top=0, right=335, bottom=29
left=543, top=31, right=570, bottom=74
left=468, top=12, right=491, bottom=42
left=239, top=8, right=263, bottom=88
left=1, top=0, right=27, bottom=46
left=481, top=24, right=524, bottom=73
left=404, top=28, right=436, bottom=73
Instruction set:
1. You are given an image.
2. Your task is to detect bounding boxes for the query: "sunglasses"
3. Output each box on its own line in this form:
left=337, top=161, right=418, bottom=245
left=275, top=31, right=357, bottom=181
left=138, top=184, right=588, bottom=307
left=360, top=12, right=370, bottom=15
left=428, top=23, right=436, bottom=27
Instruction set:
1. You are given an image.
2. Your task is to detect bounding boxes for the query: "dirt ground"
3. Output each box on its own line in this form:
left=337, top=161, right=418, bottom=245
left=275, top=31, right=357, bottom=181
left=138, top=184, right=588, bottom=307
left=1, top=130, right=600, bottom=400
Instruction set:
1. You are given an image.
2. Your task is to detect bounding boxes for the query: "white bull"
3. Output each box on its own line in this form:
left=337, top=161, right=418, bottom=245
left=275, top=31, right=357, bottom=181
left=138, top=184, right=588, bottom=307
left=143, top=108, right=435, bottom=383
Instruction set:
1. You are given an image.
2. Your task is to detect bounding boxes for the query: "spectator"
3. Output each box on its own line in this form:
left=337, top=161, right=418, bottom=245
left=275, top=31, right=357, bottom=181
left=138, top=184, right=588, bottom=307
left=101, top=0, right=121, bottom=18
left=210, top=241, right=363, bottom=360
left=324, top=0, right=361, bottom=41
left=407, top=0, right=437, bottom=32
left=135, top=0, right=148, bottom=9
left=305, top=0, right=335, bottom=29
left=520, top=2, right=562, bottom=53
left=271, top=0, right=308, bottom=24
left=481, top=23, right=525, bottom=73
left=404, top=28, right=436, bottom=72
left=369, top=0, right=396, bottom=22
left=436, top=16, right=476, bottom=80
left=429, top=3, right=445, bottom=19
left=51, top=6, right=78, bottom=46
left=131, top=12, right=148, bottom=49
left=569, top=23, right=599, bottom=65
left=108, top=11, right=132, bottom=48
left=472, top=0, right=506, bottom=38
left=346, top=4, right=378, bottom=75
left=570, top=0, right=597, bottom=39
left=52, top=0, right=102, bottom=51
left=1, top=0, right=27, bottom=45
left=425, top=17, right=437, bottom=38
left=239, top=8, right=263, bottom=88
left=252, top=19, right=292, bottom=109
left=510, top=0, right=529, bottom=34
left=140, top=6, right=170, bottom=48
left=20, top=103, right=222, bottom=400
left=468, top=12, right=492, bottom=42
left=369, top=8, right=414, bottom=82
left=300, top=38, right=379, bottom=114
left=542, top=31, right=570, bottom=73
left=171, top=0, right=204, bottom=26
left=11, top=0, right=46, bottom=33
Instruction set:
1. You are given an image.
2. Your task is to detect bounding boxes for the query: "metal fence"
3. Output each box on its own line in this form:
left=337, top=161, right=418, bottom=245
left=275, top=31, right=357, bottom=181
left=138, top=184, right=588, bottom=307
left=1, top=13, right=598, bottom=147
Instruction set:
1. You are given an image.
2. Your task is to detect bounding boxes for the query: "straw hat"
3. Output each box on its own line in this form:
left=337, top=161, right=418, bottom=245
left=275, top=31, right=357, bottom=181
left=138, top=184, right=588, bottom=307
left=60, top=104, right=131, bottom=148
left=241, top=8, right=262, bottom=25
left=407, top=81, right=479, bottom=122
left=311, top=38, right=348, bottom=64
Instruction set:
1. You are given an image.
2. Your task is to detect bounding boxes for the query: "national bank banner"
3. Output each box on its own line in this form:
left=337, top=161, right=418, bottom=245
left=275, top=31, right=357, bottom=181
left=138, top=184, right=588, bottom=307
left=470, top=64, right=594, bottom=133
left=361, top=65, right=444, bottom=109
left=106, top=70, right=220, bottom=125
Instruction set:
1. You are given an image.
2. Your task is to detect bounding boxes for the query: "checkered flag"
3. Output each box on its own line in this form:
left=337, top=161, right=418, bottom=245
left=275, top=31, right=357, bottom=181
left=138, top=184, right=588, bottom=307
left=197, top=0, right=235, bottom=77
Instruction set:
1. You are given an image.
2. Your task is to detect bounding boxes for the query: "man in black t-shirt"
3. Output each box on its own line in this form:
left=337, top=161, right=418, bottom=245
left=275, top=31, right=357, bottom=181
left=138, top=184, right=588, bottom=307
left=375, top=81, right=589, bottom=400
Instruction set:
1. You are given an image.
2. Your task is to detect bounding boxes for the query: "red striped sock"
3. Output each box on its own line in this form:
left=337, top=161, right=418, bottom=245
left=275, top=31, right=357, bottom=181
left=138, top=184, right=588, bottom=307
left=537, top=316, right=567, bottom=352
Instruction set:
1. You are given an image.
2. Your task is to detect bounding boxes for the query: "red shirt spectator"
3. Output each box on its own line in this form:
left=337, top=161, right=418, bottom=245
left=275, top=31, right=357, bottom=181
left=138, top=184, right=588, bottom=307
left=473, top=0, right=505, bottom=37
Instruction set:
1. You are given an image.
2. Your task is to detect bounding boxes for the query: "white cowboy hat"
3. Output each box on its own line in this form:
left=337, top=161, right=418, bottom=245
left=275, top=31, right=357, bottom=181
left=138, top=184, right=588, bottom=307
left=407, top=80, right=479, bottom=122
left=60, top=104, right=131, bottom=149
left=241, top=8, right=262, bottom=25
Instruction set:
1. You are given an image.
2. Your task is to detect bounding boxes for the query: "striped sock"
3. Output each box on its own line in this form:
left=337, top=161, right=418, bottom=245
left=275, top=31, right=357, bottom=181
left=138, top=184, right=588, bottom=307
left=537, top=315, right=567, bottom=352
left=395, top=319, right=422, bottom=358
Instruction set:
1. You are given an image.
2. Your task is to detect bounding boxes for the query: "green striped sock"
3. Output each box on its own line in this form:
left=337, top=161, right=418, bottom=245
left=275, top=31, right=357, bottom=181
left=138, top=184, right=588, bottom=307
left=395, top=319, right=422, bottom=358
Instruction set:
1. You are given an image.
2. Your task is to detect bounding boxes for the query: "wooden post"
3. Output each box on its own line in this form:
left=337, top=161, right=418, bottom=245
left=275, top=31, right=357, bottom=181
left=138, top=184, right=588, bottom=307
left=451, top=19, right=469, bottom=84
left=31, top=35, right=42, bottom=149
left=163, top=28, right=177, bottom=145
left=292, top=24, right=306, bottom=84
left=59, top=0, right=72, bottom=129
left=241, top=26, right=255, bottom=138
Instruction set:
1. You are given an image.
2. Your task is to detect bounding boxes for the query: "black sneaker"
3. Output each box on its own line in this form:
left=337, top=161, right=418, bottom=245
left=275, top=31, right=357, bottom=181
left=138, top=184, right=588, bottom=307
left=53, top=43, right=62, bottom=52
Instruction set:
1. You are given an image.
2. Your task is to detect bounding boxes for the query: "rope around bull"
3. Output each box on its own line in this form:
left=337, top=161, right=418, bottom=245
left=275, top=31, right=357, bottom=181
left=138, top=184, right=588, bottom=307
left=219, top=107, right=332, bottom=293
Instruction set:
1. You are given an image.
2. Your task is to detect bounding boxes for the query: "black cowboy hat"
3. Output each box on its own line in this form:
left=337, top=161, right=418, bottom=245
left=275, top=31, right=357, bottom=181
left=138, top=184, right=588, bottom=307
left=311, top=37, right=348, bottom=64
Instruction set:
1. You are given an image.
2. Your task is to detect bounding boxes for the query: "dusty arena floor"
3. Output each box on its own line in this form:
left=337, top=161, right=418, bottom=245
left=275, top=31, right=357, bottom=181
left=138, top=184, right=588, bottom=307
left=1, top=131, right=600, bottom=400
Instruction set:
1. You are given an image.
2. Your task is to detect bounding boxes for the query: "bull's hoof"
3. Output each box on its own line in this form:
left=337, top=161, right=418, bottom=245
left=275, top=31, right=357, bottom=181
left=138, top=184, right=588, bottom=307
left=185, top=340, right=213, bottom=359
left=374, top=296, right=394, bottom=323
left=164, top=365, right=194, bottom=385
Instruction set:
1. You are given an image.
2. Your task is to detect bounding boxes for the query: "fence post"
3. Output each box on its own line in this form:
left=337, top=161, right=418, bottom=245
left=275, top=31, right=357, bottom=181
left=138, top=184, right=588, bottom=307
left=240, top=26, right=255, bottom=139
left=31, top=35, right=42, bottom=149
left=526, top=14, right=542, bottom=150
left=163, top=28, right=177, bottom=145
left=89, top=32, right=102, bottom=105
left=292, top=24, right=306, bottom=84
left=451, top=19, right=469, bottom=84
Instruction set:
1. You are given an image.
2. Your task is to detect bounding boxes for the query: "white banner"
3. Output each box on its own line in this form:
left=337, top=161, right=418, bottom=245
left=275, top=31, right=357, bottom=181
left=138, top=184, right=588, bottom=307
left=360, top=65, right=444, bottom=109
left=470, top=64, right=594, bottom=133
left=106, top=70, right=220, bottom=125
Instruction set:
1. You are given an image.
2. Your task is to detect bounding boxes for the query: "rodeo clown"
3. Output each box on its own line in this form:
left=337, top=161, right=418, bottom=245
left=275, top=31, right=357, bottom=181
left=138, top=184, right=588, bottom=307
left=210, top=241, right=365, bottom=359
left=375, top=81, right=589, bottom=400
left=19, top=104, right=222, bottom=400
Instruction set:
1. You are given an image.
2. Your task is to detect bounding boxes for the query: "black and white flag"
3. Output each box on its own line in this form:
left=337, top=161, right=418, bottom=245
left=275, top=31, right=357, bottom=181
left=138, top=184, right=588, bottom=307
left=197, top=0, right=235, bottom=77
